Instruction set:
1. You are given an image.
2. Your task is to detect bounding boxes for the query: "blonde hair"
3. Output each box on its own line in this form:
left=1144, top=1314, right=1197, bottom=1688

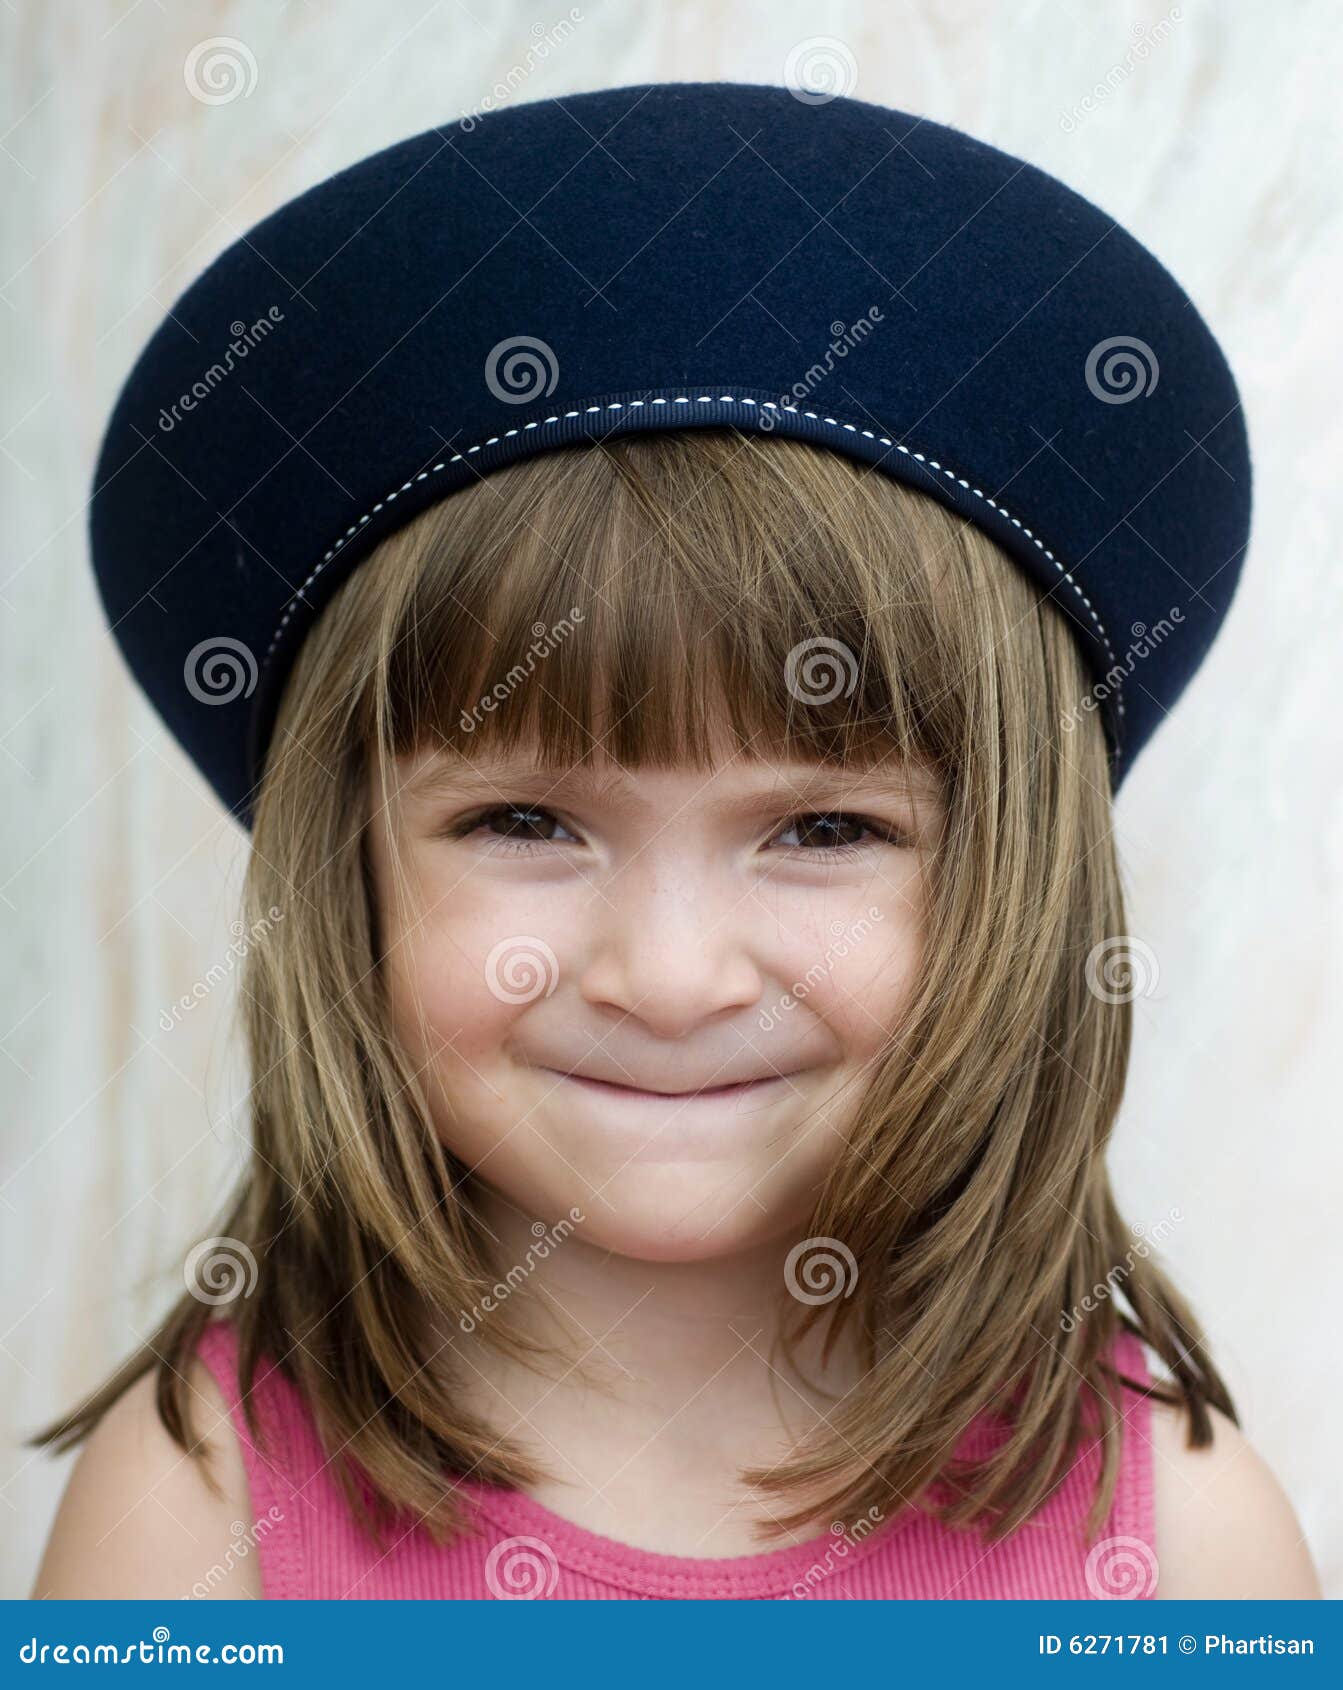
left=32, top=430, right=1233, bottom=1549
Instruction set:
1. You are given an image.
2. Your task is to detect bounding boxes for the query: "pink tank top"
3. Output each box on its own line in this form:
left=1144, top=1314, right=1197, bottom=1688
left=193, top=1318, right=1154, bottom=1599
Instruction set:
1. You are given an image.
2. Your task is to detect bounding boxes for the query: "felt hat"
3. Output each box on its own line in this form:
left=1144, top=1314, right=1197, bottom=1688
left=88, top=80, right=1251, bottom=828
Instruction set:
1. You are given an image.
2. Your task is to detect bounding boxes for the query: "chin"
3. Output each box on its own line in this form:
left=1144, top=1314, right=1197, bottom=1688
left=526, top=1159, right=819, bottom=1264
left=431, top=1077, right=837, bottom=1262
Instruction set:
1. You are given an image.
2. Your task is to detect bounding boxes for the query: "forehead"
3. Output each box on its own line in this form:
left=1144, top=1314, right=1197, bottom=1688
left=390, top=743, right=944, bottom=814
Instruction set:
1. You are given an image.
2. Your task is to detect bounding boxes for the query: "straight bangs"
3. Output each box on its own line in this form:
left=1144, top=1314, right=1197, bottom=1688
left=358, top=430, right=986, bottom=792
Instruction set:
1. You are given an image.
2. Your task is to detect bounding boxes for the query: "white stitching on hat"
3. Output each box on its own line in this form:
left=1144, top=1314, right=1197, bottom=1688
left=260, top=396, right=1124, bottom=721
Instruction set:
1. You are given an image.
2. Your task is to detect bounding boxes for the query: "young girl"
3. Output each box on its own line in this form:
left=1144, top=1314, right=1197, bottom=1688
left=31, top=83, right=1321, bottom=1601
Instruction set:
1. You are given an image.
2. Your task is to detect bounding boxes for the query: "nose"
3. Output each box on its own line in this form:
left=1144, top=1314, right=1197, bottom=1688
left=577, top=868, right=765, bottom=1037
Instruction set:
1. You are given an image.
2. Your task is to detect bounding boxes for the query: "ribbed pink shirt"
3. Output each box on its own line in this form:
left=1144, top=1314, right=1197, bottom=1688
left=194, top=1319, right=1155, bottom=1599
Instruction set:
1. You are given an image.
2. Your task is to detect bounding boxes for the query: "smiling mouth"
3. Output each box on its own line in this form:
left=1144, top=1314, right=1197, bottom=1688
left=543, top=1069, right=797, bottom=1102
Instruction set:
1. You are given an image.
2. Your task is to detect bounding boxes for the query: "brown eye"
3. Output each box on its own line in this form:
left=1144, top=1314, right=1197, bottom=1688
left=772, top=812, right=896, bottom=855
left=478, top=804, right=562, bottom=842
left=444, top=803, right=578, bottom=855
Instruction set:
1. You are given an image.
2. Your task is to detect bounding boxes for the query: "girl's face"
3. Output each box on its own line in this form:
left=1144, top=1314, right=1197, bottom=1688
left=366, top=736, right=943, bottom=1264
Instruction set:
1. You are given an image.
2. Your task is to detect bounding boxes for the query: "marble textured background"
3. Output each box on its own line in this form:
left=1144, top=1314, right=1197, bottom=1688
left=2, top=0, right=1339, bottom=1598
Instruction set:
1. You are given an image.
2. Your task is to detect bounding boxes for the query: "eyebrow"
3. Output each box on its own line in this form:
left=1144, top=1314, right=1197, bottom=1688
left=401, top=755, right=940, bottom=819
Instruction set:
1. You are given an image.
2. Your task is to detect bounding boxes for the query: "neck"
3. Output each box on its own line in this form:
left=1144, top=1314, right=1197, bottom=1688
left=434, top=1188, right=868, bottom=1551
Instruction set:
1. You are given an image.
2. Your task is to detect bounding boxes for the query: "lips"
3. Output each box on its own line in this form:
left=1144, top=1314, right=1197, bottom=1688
left=544, top=1068, right=793, bottom=1100
left=538, top=1065, right=801, bottom=1163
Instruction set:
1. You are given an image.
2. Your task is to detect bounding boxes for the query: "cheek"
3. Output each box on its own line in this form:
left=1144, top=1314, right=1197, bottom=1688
left=387, top=882, right=539, bottom=1059
left=768, top=870, right=927, bottom=1057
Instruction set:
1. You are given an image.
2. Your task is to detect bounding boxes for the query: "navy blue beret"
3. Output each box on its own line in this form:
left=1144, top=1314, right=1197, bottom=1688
left=88, top=79, right=1251, bottom=829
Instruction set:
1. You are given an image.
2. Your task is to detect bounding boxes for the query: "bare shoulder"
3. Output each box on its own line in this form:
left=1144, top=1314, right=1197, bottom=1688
left=1148, top=1396, right=1321, bottom=1598
left=30, top=1354, right=260, bottom=1599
